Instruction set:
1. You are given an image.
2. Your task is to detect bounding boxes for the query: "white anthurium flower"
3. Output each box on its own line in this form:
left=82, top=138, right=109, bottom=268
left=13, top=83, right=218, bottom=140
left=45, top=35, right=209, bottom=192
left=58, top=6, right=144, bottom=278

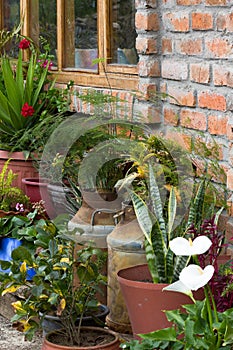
left=169, top=235, right=212, bottom=256
left=179, top=264, right=215, bottom=291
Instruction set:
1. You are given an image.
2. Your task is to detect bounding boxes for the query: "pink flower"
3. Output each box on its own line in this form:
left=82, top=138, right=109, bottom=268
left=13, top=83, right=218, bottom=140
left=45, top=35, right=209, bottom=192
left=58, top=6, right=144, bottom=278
left=38, top=59, right=53, bottom=70
left=19, top=38, right=30, bottom=50
left=15, top=203, right=24, bottom=212
left=21, top=103, right=35, bottom=117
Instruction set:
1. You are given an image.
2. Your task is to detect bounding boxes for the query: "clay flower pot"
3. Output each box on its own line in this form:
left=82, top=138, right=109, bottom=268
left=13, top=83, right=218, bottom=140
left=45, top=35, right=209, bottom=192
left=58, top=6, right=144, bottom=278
left=117, top=263, right=204, bottom=338
left=41, top=326, right=120, bottom=349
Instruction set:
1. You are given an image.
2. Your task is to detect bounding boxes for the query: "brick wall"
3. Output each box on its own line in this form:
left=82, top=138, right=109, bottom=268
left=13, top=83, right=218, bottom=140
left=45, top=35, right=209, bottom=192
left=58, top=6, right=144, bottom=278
left=68, top=0, right=233, bottom=231
left=135, top=0, right=233, bottom=220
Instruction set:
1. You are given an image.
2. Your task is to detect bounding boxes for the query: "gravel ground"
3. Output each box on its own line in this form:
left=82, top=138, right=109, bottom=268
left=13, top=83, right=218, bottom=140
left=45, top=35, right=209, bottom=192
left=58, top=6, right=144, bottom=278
left=0, top=315, right=43, bottom=350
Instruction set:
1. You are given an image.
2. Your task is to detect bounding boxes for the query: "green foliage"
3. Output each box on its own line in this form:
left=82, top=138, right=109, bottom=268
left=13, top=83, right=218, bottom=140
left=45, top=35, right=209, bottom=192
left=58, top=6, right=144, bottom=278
left=0, top=219, right=107, bottom=346
left=121, top=300, right=233, bottom=350
left=0, top=28, right=73, bottom=155
left=0, top=159, right=29, bottom=211
left=127, top=163, right=217, bottom=284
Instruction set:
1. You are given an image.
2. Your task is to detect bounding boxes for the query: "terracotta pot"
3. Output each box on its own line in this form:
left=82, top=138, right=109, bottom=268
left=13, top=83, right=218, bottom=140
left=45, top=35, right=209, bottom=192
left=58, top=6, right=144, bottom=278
left=41, top=326, right=120, bottom=349
left=117, top=264, right=204, bottom=337
left=0, top=151, right=38, bottom=192
left=22, top=178, right=48, bottom=203
left=22, top=178, right=55, bottom=218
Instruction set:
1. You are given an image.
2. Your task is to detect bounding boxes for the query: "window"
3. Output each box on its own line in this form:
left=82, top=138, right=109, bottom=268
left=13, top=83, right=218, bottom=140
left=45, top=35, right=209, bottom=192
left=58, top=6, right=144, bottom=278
left=0, top=0, right=138, bottom=90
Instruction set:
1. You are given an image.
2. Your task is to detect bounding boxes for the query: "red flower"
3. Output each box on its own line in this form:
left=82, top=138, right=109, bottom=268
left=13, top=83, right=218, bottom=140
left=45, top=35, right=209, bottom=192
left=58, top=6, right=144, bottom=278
left=21, top=103, right=35, bottom=117
left=19, top=39, right=30, bottom=50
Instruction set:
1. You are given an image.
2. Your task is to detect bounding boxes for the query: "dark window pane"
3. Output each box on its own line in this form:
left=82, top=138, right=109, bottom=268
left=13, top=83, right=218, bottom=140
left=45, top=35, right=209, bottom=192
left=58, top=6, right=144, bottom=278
left=111, top=0, right=138, bottom=65
left=2, top=0, right=20, bottom=57
left=38, top=0, right=57, bottom=59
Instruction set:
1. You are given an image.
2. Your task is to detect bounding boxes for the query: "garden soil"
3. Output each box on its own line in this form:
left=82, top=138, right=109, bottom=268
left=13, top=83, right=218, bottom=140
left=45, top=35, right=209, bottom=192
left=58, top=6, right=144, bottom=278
left=0, top=314, right=43, bottom=350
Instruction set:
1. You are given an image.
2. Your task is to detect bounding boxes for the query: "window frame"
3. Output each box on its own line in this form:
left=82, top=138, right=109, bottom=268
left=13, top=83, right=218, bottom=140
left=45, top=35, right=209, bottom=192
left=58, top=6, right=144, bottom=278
left=18, top=0, right=138, bottom=90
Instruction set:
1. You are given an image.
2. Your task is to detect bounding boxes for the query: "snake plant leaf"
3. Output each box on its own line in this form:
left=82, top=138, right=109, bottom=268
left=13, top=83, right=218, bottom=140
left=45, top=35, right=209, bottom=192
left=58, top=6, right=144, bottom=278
left=128, top=189, right=152, bottom=245
left=167, top=186, right=177, bottom=240
left=148, top=163, right=167, bottom=245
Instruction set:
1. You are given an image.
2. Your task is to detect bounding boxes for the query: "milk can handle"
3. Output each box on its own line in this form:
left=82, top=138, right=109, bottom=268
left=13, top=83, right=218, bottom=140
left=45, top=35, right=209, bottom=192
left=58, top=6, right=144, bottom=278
left=90, top=208, right=119, bottom=226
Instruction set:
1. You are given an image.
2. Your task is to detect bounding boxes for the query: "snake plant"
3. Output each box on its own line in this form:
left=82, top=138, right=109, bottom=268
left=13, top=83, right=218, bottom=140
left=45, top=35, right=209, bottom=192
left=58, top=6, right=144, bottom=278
left=128, top=163, right=211, bottom=284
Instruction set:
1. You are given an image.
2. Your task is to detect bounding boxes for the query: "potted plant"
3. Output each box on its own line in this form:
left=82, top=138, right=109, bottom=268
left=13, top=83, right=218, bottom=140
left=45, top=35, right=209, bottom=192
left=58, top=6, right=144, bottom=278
left=0, top=220, right=120, bottom=349
left=116, top=161, right=225, bottom=337
left=0, top=26, right=74, bottom=191
left=0, top=159, right=29, bottom=215
left=120, top=234, right=233, bottom=349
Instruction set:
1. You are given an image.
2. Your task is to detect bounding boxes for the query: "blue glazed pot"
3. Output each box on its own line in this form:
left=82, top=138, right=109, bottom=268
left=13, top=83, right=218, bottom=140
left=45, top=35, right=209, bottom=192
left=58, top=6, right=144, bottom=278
left=0, top=237, right=35, bottom=279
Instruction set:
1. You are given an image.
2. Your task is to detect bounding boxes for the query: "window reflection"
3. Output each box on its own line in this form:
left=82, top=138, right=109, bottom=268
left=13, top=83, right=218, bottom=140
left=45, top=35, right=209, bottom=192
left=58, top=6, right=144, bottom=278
left=111, top=0, right=138, bottom=65
left=64, top=0, right=98, bottom=71
left=2, top=0, right=20, bottom=57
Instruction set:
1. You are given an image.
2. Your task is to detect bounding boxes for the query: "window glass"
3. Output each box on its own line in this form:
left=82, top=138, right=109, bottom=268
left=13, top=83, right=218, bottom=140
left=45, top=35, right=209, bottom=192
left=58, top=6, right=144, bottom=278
left=39, top=0, right=57, bottom=57
left=111, top=0, right=138, bottom=65
left=30, top=0, right=57, bottom=62
left=2, top=0, right=20, bottom=57
left=63, top=0, right=98, bottom=71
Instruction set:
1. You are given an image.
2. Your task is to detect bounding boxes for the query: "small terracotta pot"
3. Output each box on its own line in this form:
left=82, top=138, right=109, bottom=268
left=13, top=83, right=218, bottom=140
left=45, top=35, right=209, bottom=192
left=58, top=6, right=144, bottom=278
left=41, top=326, right=120, bottom=350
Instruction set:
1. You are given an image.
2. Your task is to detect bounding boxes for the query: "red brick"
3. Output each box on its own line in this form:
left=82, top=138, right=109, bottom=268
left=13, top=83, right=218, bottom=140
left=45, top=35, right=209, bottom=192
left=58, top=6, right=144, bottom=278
left=176, top=38, right=202, bottom=55
left=167, top=86, right=196, bottom=107
left=208, top=115, right=227, bottom=135
left=205, top=38, right=233, bottom=58
left=205, top=0, right=226, bottom=5
left=227, top=120, right=233, bottom=141
left=177, top=0, right=201, bottom=5
left=216, top=13, right=233, bottom=32
left=138, top=81, right=158, bottom=99
left=192, top=13, right=213, bottom=30
left=136, top=36, right=158, bottom=54
left=227, top=169, right=233, bottom=191
left=213, top=65, right=233, bottom=87
left=164, top=107, right=179, bottom=126
left=162, top=38, right=173, bottom=54
left=135, top=11, right=160, bottom=31
left=190, top=63, right=210, bottom=83
left=180, top=109, right=207, bottom=130
left=162, top=59, right=188, bottom=80
left=134, top=101, right=162, bottom=123
left=163, top=12, right=189, bottom=32
left=198, top=91, right=227, bottom=111
left=138, top=57, right=160, bottom=77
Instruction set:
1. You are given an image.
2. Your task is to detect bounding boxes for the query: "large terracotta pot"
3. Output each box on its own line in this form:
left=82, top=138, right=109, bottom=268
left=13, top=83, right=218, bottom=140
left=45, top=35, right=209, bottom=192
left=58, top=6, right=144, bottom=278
left=0, top=151, right=38, bottom=192
left=41, top=326, right=120, bottom=349
left=117, top=264, right=204, bottom=338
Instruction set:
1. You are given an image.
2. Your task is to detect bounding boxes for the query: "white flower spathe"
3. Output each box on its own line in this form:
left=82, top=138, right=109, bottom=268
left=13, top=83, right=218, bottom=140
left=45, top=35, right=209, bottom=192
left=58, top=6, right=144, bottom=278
left=169, top=236, right=212, bottom=256
left=179, top=264, right=215, bottom=291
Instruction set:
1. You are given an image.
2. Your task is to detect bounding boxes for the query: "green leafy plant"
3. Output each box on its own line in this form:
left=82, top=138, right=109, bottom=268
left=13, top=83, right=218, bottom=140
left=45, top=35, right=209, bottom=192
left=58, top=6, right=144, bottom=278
left=121, top=300, right=233, bottom=350
left=0, top=28, right=73, bottom=156
left=0, top=220, right=107, bottom=346
left=0, top=159, right=29, bottom=212
left=125, top=162, right=214, bottom=284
